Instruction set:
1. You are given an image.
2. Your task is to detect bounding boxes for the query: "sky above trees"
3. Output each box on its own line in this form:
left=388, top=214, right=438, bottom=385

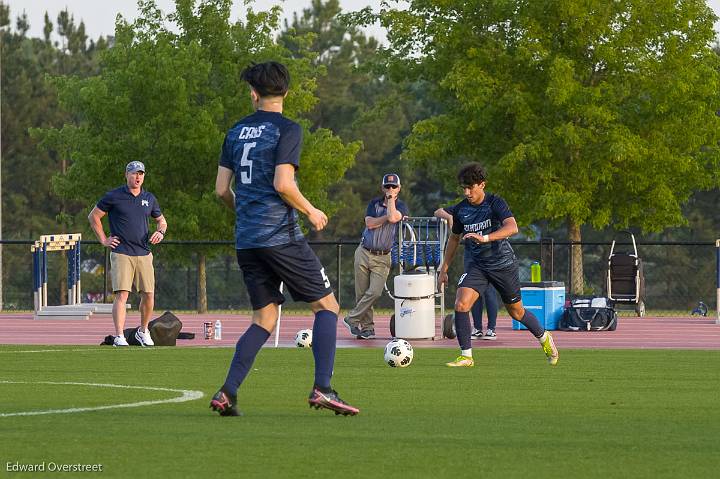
left=1, top=0, right=388, bottom=41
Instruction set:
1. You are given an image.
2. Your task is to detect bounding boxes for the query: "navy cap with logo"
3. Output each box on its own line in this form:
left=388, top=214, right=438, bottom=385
left=126, top=161, right=145, bottom=173
left=382, top=173, right=400, bottom=187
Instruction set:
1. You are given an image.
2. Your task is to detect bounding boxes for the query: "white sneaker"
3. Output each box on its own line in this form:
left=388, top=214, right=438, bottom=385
left=482, top=329, right=497, bottom=340
left=135, top=328, right=155, bottom=347
left=471, top=328, right=484, bottom=339
left=113, top=335, right=129, bottom=347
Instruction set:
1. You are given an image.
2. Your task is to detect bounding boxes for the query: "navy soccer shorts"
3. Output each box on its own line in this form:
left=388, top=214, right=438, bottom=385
left=236, top=241, right=333, bottom=310
left=457, top=260, right=522, bottom=304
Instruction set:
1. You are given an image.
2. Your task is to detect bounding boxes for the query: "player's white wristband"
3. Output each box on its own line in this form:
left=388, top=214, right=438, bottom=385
left=482, top=235, right=489, bottom=243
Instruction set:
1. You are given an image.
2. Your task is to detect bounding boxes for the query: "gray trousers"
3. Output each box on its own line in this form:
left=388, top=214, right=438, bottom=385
left=345, top=245, right=391, bottom=331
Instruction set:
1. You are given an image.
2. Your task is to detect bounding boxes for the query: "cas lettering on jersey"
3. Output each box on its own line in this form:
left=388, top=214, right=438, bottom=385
left=238, top=125, right=266, bottom=140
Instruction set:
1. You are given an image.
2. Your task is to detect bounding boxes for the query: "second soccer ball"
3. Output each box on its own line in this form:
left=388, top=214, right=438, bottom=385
left=295, top=329, right=313, bottom=348
left=384, top=339, right=414, bottom=367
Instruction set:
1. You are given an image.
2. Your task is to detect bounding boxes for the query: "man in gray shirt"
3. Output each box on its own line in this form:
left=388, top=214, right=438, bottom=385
left=343, top=174, right=409, bottom=339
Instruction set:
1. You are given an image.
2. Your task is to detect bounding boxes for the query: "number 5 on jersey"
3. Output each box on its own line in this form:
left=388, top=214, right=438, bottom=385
left=320, top=268, right=330, bottom=289
left=240, top=142, right=256, bottom=184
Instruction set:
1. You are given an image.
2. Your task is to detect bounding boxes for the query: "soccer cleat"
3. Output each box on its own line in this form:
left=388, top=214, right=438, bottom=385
left=209, top=389, right=241, bottom=416
left=135, top=328, right=155, bottom=347
left=342, top=317, right=362, bottom=336
left=470, top=329, right=484, bottom=339
left=113, top=335, right=129, bottom=347
left=308, top=387, right=359, bottom=416
left=446, top=355, right=474, bottom=367
left=540, top=332, right=559, bottom=366
left=357, top=329, right=375, bottom=340
left=482, top=329, right=497, bottom=340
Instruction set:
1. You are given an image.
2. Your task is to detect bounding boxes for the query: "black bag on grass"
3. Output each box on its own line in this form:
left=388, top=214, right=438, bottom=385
left=146, top=311, right=183, bottom=345
left=100, top=311, right=184, bottom=345
left=561, top=298, right=618, bottom=331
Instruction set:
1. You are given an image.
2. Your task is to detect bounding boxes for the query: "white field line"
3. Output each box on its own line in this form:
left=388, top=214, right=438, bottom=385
left=0, top=348, right=111, bottom=354
left=0, top=381, right=204, bottom=417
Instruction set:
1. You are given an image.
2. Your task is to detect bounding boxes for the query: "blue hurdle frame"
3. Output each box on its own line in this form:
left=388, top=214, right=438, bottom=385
left=31, top=234, right=82, bottom=312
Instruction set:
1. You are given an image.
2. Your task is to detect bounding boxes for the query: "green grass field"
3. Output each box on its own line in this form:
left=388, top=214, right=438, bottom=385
left=1, top=346, right=719, bottom=478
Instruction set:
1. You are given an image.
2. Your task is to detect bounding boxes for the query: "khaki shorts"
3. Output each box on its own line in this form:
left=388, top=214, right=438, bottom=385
left=110, top=252, right=155, bottom=293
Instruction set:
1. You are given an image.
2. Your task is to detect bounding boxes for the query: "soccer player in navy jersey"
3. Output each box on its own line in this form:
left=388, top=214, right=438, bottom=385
left=435, top=206, right=499, bottom=340
left=438, top=163, right=559, bottom=367
left=210, top=61, right=359, bottom=416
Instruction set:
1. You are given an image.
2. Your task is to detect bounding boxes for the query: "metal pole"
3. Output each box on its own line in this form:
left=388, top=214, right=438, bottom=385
left=439, top=218, right=446, bottom=320
left=716, top=239, right=719, bottom=325
left=336, top=243, right=342, bottom=307
left=76, top=239, right=82, bottom=304
left=42, top=243, right=48, bottom=308
left=104, top=247, right=109, bottom=303
left=567, top=243, right=573, bottom=293
left=32, top=247, right=38, bottom=312
left=274, top=282, right=284, bottom=347
left=398, top=218, right=404, bottom=275
left=541, top=237, right=554, bottom=281
left=67, top=247, right=73, bottom=305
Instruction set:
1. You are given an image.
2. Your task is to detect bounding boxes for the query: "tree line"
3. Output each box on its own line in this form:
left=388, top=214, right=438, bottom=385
left=2, top=0, right=718, bottom=311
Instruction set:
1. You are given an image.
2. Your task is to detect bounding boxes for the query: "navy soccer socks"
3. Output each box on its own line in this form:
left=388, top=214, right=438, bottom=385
left=518, top=309, right=545, bottom=338
left=312, top=310, right=337, bottom=391
left=454, top=311, right=472, bottom=351
left=471, top=300, right=484, bottom=331
left=223, top=323, right=270, bottom=395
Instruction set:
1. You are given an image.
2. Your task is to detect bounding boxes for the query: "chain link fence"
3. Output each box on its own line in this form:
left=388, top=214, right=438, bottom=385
left=1, top=239, right=717, bottom=314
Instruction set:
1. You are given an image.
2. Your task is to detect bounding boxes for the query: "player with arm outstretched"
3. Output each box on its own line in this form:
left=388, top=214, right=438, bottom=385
left=437, top=163, right=559, bottom=367
left=210, top=61, right=358, bottom=417
left=434, top=206, right=499, bottom=340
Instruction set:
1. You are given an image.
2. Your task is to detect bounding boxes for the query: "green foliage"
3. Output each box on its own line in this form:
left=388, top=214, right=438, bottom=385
left=296, top=120, right=359, bottom=216
left=280, top=0, right=428, bottom=239
left=359, top=0, right=720, bottom=235
left=1, top=3, right=105, bottom=239
left=32, top=0, right=357, bottom=251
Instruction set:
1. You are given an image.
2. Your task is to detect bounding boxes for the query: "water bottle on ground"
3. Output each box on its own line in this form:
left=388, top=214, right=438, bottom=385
left=214, top=319, right=222, bottom=340
left=531, top=261, right=541, bottom=283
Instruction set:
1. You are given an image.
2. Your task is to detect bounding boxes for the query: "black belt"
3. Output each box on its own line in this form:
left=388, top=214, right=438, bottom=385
left=362, top=245, right=390, bottom=255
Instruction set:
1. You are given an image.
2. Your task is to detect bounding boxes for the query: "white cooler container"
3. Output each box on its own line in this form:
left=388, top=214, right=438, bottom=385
left=394, top=272, right=436, bottom=339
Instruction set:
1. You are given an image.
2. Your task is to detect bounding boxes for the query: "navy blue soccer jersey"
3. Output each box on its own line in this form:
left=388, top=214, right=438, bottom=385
left=219, top=110, right=304, bottom=249
left=450, top=194, right=516, bottom=270
left=96, top=186, right=162, bottom=256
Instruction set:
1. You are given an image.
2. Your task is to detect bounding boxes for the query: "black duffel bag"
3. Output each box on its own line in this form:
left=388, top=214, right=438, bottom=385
left=561, top=298, right=618, bottom=331
left=101, top=311, right=190, bottom=346
left=145, top=311, right=184, bottom=345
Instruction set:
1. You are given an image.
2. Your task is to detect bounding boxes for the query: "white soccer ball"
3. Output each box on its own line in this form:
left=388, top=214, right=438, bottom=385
left=384, top=339, right=414, bottom=368
left=295, top=329, right=313, bottom=348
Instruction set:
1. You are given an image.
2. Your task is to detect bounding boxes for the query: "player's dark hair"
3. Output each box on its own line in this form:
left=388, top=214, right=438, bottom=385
left=241, top=61, right=290, bottom=97
left=457, top=163, right=488, bottom=187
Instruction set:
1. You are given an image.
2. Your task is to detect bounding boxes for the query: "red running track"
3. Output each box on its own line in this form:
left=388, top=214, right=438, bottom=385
left=1, top=312, right=719, bottom=349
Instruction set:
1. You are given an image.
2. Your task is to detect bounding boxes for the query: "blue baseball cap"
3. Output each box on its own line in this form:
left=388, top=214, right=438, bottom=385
left=126, top=161, right=145, bottom=173
left=382, top=173, right=400, bottom=187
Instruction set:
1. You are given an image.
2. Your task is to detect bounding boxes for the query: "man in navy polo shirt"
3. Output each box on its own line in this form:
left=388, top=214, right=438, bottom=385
left=88, top=161, right=167, bottom=347
left=343, top=173, right=409, bottom=339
